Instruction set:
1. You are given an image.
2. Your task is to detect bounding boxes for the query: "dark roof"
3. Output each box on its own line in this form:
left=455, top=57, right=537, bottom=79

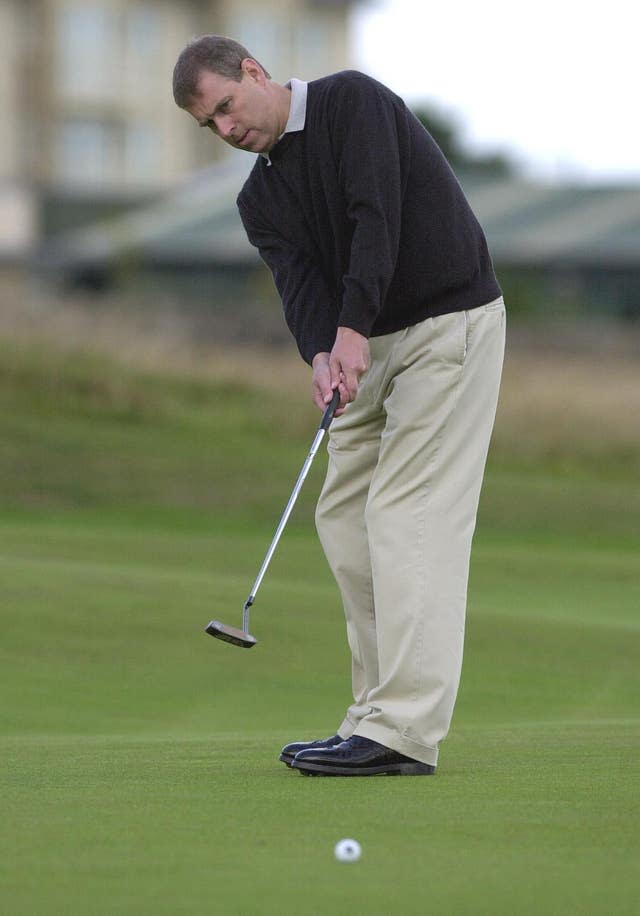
left=462, top=176, right=640, bottom=266
left=38, top=158, right=256, bottom=272
left=38, top=157, right=640, bottom=274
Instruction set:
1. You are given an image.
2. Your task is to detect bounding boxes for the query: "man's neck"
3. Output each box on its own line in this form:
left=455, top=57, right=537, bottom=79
left=273, top=82, right=292, bottom=137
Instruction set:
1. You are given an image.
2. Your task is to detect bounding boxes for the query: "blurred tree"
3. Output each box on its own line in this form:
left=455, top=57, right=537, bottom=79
left=412, top=105, right=515, bottom=178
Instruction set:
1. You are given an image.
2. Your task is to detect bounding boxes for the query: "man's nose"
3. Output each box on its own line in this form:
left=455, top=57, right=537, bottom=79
left=216, top=115, right=236, bottom=140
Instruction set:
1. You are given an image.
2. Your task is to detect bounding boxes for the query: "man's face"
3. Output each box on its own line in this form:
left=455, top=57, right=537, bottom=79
left=185, top=60, right=281, bottom=154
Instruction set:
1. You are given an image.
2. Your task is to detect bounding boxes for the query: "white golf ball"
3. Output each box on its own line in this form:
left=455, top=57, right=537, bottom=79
left=334, top=838, right=362, bottom=863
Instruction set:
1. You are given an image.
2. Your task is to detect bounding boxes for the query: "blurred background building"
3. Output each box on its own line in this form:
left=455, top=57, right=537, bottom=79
left=0, top=0, right=351, bottom=254
left=1, top=0, right=638, bottom=329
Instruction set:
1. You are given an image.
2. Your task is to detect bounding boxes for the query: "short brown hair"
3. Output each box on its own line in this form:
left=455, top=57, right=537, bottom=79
left=172, top=35, right=271, bottom=108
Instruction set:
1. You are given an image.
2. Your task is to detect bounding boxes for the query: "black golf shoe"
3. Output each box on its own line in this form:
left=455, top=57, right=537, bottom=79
left=279, top=733, right=344, bottom=767
left=292, top=735, right=436, bottom=776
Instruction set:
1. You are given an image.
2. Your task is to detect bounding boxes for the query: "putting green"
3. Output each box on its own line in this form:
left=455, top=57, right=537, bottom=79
left=1, top=513, right=638, bottom=915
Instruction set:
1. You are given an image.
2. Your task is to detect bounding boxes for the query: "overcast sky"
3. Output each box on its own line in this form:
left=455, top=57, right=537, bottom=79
left=350, top=0, right=639, bottom=183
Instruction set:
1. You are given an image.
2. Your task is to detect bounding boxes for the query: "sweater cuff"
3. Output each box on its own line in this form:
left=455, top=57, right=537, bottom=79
left=301, top=331, right=336, bottom=366
left=337, top=301, right=377, bottom=338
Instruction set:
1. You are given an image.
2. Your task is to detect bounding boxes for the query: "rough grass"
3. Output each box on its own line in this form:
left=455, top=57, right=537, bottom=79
left=2, top=282, right=639, bottom=479
left=494, top=351, right=640, bottom=473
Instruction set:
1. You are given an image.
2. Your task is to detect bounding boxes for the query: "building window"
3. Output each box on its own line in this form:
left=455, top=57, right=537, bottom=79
left=55, top=5, right=120, bottom=98
left=294, top=14, right=335, bottom=80
left=125, top=3, right=162, bottom=69
left=54, top=119, right=117, bottom=187
left=124, top=123, right=161, bottom=186
left=227, top=14, right=283, bottom=79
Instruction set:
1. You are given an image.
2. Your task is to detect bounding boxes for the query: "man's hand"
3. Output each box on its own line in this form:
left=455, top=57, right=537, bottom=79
left=312, top=327, right=370, bottom=416
left=312, top=352, right=334, bottom=412
left=331, top=327, right=370, bottom=404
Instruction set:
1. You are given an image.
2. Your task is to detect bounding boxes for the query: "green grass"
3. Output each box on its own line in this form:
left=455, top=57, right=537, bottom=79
left=1, top=341, right=639, bottom=914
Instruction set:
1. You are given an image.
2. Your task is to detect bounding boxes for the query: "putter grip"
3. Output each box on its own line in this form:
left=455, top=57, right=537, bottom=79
left=320, top=389, right=341, bottom=430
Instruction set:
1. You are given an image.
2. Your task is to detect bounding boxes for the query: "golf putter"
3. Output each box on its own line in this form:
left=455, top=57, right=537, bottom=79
left=206, top=388, right=341, bottom=648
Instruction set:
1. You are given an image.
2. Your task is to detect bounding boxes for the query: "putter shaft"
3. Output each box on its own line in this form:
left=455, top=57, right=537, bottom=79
left=245, top=427, right=327, bottom=605
left=206, top=390, right=340, bottom=648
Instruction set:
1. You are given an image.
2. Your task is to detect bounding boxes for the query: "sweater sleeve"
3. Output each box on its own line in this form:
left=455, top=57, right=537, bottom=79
left=331, top=76, right=406, bottom=336
left=237, top=197, right=338, bottom=365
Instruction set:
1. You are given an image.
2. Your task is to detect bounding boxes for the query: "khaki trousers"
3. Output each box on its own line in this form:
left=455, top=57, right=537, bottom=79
left=315, top=298, right=505, bottom=767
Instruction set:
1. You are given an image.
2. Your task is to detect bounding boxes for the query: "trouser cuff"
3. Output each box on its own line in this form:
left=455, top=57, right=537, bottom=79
left=353, top=721, right=439, bottom=767
left=338, top=716, right=357, bottom=740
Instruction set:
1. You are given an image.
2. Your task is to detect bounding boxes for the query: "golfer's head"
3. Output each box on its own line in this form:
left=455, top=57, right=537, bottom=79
left=173, top=35, right=281, bottom=154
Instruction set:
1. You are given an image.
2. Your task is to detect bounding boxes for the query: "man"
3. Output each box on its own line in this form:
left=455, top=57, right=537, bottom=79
left=173, top=36, right=505, bottom=777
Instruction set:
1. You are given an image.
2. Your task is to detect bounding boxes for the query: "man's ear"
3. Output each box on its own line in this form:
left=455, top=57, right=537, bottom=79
left=241, top=58, right=266, bottom=85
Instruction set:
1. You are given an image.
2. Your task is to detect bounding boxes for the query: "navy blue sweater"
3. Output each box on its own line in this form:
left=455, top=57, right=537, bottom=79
left=237, top=71, right=501, bottom=365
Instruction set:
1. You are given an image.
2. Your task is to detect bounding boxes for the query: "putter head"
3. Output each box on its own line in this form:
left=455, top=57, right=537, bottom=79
left=205, top=620, right=257, bottom=649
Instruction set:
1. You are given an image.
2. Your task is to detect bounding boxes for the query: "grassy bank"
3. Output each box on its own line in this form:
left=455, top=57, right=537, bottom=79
left=1, top=335, right=639, bottom=520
